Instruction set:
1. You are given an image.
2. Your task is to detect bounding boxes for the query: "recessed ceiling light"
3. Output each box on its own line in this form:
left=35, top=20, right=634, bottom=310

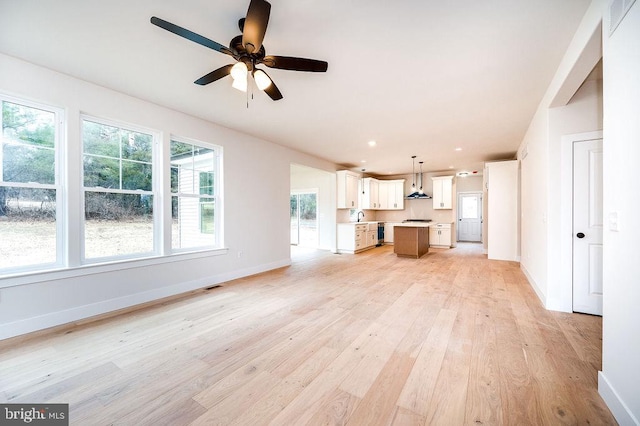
left=457, top=171, right=469, bottom=177
left=449, top=165, right=454, bottom=169
left=361, top=160, right=366, bottom=163
left=455, top=147, right=462, bottom=151
left=368, top=140, right=377, bottom=147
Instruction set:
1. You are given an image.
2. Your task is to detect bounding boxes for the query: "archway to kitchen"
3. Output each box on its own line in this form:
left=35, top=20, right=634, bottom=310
left=290, top=163, right=336, bottom=260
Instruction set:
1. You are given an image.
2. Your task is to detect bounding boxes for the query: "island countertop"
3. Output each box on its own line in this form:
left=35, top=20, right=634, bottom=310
left=392, top=222, right=433, bottom=228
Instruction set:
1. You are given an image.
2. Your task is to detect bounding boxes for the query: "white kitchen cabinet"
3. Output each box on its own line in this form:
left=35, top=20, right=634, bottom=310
left=367, top=230, right=377, bottom=247
left=432, top=176, right=454, bottom=209
left=337, top=170, right=360, bottom=209
left=360, top=177, right=380, bottom=209
left=429, top=223, right=452, bottom=247
left=337, top=222, right=377, bottom=253
left=378, top=179, right=405, bottom=210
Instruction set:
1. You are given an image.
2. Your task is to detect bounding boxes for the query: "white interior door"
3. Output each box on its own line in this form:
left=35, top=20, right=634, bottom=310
left=458, top=192, right=482, bottom=242
left=573, top=138, right=603, bottom=315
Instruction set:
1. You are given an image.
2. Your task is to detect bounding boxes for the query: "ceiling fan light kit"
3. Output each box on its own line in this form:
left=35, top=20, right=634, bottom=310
left=231, top=76, right=248, bottom=92
left=150, top=0, right=328, bottom=101
left=253, top=69, right=272, bottom=90
left=230, top=62, right=248, bottom=81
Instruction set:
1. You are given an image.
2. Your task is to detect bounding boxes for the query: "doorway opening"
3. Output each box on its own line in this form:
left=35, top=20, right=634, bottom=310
left=290, top=190, right=318, bottom=248
left=457, top=192, right=483, bottom=242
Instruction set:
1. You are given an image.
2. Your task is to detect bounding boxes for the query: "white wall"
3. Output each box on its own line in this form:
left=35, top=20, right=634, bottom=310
left=518, top=80, right=603, bottom=309
left=599, top=2, right=640, bottom=423
left=517, top=0, right=604, bottom=309
left=517, top=0, right=640, bottom=423
left=519, top=108, right=550, bottom=300
left=547, top=79, right=603, bottom=311
left=0, top=53, right=337, bottom=340
left=456, top=175, right=482, bottom=193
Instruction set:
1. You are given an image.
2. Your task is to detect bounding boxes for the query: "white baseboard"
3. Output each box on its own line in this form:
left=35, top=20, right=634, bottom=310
left=598, top=371, right=640, bottom=425
left=0, top=258, right=291, bottom=341
left=520, top=263, right=546, bottom=307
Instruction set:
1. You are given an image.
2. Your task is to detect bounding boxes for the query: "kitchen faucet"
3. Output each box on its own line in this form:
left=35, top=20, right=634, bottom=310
left=357, top=210, right=365, bottom=222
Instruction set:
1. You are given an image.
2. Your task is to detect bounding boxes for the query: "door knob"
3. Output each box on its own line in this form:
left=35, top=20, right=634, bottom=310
left=576, top=232, right=585, bottom=238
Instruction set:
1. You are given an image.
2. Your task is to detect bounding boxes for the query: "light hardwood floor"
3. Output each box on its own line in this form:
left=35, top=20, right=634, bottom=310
left=0, top=244, right=616, bottom=425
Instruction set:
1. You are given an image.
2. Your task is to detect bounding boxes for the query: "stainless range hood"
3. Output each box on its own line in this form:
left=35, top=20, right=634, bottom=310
left=406, top=159, right=431, bottom=199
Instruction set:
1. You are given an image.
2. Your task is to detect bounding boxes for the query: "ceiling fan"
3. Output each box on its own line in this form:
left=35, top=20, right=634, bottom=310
left=150, top=0, right=328, bottom=101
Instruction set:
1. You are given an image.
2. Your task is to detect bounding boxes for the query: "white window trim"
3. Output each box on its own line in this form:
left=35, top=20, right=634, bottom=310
left=0, top=101, right=226, bottom=283
left=169, top=135, right=223, bottom=253
left=0, top=94, right=66, bottom=275
left=80, top=114, right=160, bottom=264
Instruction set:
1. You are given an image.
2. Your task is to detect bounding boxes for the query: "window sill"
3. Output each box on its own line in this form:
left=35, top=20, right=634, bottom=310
left=0, top=247, right=230, bottom=289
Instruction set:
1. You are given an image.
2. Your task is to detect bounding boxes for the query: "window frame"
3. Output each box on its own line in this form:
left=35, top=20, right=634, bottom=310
left=80, top=114, right=160, bottom=264
left=0, top=94, right=65, bottom=275
left=0, top=97, right=226, bottom=284
left=169, top=135, right=222, bottom=252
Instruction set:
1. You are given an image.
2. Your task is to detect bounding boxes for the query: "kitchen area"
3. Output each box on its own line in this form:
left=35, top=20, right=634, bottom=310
left=291, top=161, right=517, bottom=263
left=335, top=170, right=461, bottom=259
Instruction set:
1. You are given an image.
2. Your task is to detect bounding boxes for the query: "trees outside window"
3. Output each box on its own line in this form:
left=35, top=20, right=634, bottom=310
left=82, top=118, right=155, bottom=260
left=1, top=95, right=224, bottom=277
left=0, top=98, right=61, bottom=271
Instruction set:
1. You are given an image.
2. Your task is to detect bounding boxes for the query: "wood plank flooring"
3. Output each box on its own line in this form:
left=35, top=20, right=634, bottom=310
left=0, top=243, right=617, bottom=425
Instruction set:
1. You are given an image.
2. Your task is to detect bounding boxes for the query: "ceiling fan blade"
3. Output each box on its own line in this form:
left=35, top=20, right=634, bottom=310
left=194, top=64, right=234, bottom=85
left=150, top=16, right=233, bottom=56
left=242, top=0, right=271, bottom=54
left=262, top=56, right=328, bottom=72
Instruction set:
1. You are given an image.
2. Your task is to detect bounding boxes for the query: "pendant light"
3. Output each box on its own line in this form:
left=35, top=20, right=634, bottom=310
left=361, top=168, right=366, bottom=194
left=411, top=155, right=417, bottom=193
left=419, top=161, right=424, bottom=194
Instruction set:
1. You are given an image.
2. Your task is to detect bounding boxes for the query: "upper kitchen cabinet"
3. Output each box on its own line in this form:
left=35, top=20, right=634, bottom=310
left=337, top=170, right=360, bottom=209
left=431, top=176, right=454, bottom=209
left=360, top=177, right=379, bottom=209
left=379, top=179, right=405, bottom=210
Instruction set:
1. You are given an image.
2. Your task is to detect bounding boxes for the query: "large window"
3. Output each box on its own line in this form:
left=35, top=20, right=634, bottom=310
left=170, top=138, right=220, bottom=250
left=82, top=118, right=155, bottom=260
left=0, top=98, right=62, bottom=272
left=0, top=94, right=224, bottom=278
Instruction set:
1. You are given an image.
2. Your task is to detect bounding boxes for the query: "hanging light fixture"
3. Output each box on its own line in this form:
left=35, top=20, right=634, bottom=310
left=361, top=168, right=366, bottom=194
left=419, top=161, right=424, bottom=194
left=411, top=155, right=417, bottom=193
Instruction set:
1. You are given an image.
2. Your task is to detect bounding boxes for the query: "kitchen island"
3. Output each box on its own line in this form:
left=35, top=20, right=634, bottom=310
left=393, top=222, right=432, bottom=259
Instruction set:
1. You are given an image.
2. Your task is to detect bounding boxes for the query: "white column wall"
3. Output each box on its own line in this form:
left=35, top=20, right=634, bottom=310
left=600, top=2, right=640, bottom=423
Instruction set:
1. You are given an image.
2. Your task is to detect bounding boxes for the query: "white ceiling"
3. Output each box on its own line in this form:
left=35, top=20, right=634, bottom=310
left=0, top=0, right=591, bottom=176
